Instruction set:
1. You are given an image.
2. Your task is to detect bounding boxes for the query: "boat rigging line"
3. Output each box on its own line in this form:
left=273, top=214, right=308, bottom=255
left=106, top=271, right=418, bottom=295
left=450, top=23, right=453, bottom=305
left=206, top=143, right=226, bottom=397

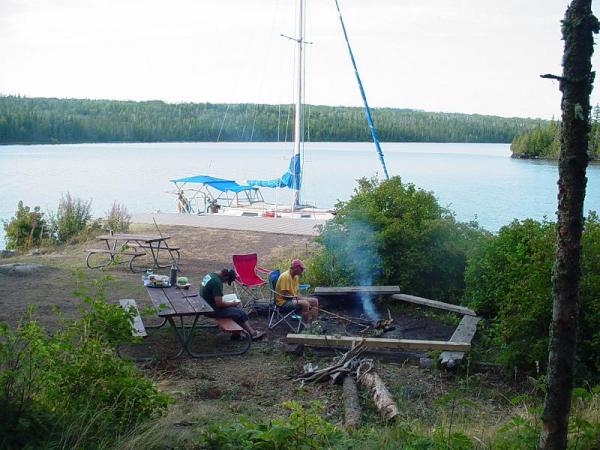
left=333, top=0, right=390, bottom=180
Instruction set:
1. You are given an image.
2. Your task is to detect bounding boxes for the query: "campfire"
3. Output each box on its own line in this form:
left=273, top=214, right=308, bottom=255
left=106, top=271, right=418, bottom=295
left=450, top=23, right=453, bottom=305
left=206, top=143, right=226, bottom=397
left=319, top=307, right=395, bottom=334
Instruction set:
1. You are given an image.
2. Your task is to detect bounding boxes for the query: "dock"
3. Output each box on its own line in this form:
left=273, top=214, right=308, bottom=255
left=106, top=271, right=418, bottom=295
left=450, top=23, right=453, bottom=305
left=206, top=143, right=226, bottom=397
left=132, top=213, right=326, bottom=236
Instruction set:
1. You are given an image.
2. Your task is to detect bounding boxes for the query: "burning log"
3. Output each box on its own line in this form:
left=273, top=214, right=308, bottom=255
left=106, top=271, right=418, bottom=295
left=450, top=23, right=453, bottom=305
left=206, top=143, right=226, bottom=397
left=375, top=309, right=394, bottom=328
left=360, top=309, right=395, bottom=335
left=357, top=360, right=399, bottom=421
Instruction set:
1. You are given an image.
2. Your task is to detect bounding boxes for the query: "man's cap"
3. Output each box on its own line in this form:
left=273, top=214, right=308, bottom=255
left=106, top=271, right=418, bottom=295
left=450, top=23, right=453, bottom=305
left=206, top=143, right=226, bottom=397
left=222, top=268, right=237, bottom=285
left=291, top=259, right=305, bottom=270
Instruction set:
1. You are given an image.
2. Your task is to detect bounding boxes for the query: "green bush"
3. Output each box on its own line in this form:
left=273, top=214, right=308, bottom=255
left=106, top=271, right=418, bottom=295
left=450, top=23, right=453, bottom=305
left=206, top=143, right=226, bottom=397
left=0, top=316, right=55, bottom=449
left=304, top=177, right=488, bottom=304
left=0, top=275, right=169, bottom=449
left=104, top=201, right=131, bottom=233
left=48, top=192, right=93, bottom=243
left=199, top=400, right=349, bottom=449
left=2, top=200, right=47, bottom=250
left=464, top=214, right=600, bottom=380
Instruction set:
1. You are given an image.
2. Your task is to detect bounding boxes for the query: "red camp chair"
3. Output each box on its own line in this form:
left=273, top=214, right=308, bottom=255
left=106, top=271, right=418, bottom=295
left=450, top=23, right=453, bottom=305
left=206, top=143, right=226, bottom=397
left=232, top=253, right=271, bottom=313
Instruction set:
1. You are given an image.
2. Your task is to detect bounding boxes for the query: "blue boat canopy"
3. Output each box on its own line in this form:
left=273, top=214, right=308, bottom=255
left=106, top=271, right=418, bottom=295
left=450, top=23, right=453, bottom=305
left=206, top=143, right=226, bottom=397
left=246, top=154, right=301, bottom=190
left=170, top=175, right=233, bottom=184
left=170, top=175, right=257, bottom=193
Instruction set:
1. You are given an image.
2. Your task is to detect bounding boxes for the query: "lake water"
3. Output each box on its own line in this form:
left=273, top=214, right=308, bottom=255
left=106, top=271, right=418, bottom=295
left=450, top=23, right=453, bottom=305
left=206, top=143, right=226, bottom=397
left=1, top=142, right=600, bottom=249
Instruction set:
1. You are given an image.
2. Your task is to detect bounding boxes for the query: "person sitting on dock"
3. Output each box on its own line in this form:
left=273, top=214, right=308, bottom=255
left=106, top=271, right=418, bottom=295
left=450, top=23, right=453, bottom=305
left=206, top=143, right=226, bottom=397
left=201, top=268, right=265, bottom=340
left=275, top=259, right=319, bottom=325
left=177, top=191, right=191, bottom=213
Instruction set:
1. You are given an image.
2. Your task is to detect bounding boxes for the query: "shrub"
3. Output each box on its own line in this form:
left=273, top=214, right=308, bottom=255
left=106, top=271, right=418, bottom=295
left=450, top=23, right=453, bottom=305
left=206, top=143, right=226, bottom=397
left=48, top=192, right=92, bottom=243
left=304, top=177, right=488, bottom=303
left=0, top=275, right=169, bottom=449
left=199, top=401, right=349, bottom=449
left=104, top=201, right=131, bottom=233
left=464, top=214, right=600, bottom=380
left=0, top=314, right=55, bottom=449
left=2, top=201, right=47, bottom=250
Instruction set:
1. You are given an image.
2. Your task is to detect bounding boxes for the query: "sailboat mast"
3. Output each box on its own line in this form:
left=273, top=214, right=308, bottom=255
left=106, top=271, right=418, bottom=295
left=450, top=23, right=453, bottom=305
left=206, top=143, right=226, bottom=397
left=292, top=0, right=304, bottom=208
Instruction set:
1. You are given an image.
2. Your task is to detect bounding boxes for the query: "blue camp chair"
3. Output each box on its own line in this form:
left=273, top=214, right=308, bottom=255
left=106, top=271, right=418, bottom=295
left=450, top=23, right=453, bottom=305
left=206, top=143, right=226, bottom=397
left=267, top=269, right=303, bottom=332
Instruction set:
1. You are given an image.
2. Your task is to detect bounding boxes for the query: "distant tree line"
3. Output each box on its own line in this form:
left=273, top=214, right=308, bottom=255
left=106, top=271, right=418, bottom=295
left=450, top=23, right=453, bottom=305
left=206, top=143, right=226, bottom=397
left=510, top=105, right=600, bottom=160
left=0, top=95, right=545, bottom=145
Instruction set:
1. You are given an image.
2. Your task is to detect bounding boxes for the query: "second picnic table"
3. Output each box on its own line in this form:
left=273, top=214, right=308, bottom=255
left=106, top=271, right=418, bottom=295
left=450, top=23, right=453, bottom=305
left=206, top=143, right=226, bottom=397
left=86, top=233, right=180, bottom=272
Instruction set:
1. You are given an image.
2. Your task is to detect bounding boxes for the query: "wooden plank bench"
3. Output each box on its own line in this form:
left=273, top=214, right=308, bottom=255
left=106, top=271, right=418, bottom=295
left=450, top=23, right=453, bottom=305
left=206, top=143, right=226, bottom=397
left=215, top=318, right=244, bottom=335
left=286, top=334, right=471, bottom=352
left=314, top=286, right=400, bottom=296
left=119, top=299, right=148, bottom=337
left=125, top=243, right=181, bottom=252
left=86, top=249, right=144, bottom=269
left=440, top=315, right=481, bottom=368
left=392, top=293, right=477, bottom=316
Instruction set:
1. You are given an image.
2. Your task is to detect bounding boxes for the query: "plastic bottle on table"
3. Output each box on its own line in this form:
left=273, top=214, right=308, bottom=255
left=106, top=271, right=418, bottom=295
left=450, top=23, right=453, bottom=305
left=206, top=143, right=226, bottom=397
left=170, top=264, right=178, bottom=287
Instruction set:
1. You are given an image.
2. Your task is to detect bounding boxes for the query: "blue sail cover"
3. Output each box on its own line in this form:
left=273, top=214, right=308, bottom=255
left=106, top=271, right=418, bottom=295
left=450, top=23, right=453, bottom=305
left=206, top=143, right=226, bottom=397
left=246, top=154, right=301, bottom=190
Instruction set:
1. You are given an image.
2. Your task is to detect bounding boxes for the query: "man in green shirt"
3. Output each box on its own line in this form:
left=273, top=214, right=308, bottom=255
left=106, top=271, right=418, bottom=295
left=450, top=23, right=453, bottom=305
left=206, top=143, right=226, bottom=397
left=201, top=268, right=265, bottom=340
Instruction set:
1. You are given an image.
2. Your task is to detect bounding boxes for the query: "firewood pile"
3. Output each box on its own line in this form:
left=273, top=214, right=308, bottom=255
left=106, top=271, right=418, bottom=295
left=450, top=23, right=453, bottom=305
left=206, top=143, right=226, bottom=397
left=294, top=339, right=399, bottom=427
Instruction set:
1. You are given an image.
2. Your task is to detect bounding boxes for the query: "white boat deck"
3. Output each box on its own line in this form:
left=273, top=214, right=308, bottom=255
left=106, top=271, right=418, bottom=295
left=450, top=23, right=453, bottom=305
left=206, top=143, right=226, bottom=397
left=132, top=213, right=327, bottom=236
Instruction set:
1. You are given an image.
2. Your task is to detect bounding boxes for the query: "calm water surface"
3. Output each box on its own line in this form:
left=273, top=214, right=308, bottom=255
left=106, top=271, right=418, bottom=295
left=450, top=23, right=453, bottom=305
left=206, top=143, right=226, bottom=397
left=1, top=142, right=599, bottom=248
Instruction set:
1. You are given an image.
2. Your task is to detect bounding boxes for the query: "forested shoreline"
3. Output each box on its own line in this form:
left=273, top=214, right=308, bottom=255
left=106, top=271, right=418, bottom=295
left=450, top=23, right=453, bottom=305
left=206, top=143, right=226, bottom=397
left=510, top=106, right=600, bottom=160
left=0, top=95, right=544, bottom=145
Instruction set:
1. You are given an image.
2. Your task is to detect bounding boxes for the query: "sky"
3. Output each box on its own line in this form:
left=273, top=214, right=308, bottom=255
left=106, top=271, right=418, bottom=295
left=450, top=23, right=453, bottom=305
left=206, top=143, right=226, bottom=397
left=1, top=0, right=599, bottom=120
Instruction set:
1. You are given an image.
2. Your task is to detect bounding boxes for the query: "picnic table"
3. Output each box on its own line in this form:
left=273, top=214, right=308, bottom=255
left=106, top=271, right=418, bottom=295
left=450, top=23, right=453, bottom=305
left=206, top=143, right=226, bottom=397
left=144, top=286, right=251, bottom=358
left=86, top=233, right=180, bottom=272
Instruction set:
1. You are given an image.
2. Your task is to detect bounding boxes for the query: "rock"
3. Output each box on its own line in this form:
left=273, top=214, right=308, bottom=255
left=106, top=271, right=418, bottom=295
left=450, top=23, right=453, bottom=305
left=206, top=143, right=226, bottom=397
left=419, top=357, right=434, bottom=369
left=27, top=248, right=49, bottom=256
left=283, top=343, right=304, bottom=355
left=0, top=263, right=45, bottom=276
left=0, top=250, right=18, bottom=259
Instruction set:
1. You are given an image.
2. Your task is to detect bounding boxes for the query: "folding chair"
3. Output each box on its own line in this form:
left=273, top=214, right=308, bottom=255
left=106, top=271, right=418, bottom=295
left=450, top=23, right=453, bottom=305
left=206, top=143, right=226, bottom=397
left=232, top=253, right=271, bottom=314
left=267, top=270, right=303, bottom=332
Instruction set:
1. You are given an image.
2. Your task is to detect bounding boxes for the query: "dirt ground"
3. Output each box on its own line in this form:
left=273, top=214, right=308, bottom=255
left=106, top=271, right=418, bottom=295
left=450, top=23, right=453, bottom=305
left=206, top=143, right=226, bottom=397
left=0, top=224, right=516, bottom=444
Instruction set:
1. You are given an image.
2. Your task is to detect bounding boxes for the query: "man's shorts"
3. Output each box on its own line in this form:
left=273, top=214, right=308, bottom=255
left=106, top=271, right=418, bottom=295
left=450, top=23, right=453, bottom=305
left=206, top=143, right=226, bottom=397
left=206, top=307, right=248, bottom=326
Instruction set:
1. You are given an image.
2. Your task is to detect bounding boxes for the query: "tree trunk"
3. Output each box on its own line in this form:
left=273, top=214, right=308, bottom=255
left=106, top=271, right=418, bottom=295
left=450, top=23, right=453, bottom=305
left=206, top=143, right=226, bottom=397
left=539, top=2, right=598, bottom=449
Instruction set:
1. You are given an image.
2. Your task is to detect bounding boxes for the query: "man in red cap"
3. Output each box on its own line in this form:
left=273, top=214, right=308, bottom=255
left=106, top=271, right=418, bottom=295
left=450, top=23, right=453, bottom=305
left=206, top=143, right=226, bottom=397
left=275, top=259, right=319, bottom=324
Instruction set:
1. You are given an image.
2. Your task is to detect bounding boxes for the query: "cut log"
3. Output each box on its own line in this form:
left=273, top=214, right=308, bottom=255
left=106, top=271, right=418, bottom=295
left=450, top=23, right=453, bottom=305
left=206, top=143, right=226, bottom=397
left=358, top=370, right=398, bottom=421
left=343, top=376, right=361, bottom=430
left=440, top=315, right=481, bottom=368
left=314, top=286, right=400, bottom=296
left=392, top=293, right=477, bottom=316
left=286, top=334, right=471, bottom=352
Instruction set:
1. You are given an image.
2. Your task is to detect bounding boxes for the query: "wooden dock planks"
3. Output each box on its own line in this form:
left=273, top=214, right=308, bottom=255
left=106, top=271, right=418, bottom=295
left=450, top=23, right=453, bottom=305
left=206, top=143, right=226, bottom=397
left=132, top=213, right=325, bottom=236
left=285, top=334, right=471, bottom=352
left=392, top=293, right=477, bottom=316
left=314, top=286, right=401, bottom=296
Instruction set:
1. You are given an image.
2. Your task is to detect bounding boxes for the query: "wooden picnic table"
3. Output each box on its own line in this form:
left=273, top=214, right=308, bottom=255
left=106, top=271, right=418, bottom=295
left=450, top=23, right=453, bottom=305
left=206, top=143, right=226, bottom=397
left=86, top=233, right=180, bottom=272
left=145, top=286, right=251, bottom=358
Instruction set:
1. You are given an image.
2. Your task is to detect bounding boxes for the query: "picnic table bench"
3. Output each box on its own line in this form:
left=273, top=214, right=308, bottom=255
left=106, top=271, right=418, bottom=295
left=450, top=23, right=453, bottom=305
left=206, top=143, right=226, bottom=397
left=86, top=233, right=180, bottom=272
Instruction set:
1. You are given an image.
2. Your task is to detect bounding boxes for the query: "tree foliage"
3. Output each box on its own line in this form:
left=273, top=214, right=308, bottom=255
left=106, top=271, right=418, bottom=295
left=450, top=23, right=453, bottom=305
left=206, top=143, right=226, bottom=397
left=464, top=214, right=600, bottom=381
left=511, top=112, right=600, bottom=160
left=0, top=95, right=545, bottom=145
left=305, top=177, right=488, bottom=304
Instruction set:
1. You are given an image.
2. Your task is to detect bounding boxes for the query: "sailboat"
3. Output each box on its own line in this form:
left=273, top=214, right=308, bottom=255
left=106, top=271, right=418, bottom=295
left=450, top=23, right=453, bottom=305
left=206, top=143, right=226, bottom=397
left=170, top=0, right=389, bottom=219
